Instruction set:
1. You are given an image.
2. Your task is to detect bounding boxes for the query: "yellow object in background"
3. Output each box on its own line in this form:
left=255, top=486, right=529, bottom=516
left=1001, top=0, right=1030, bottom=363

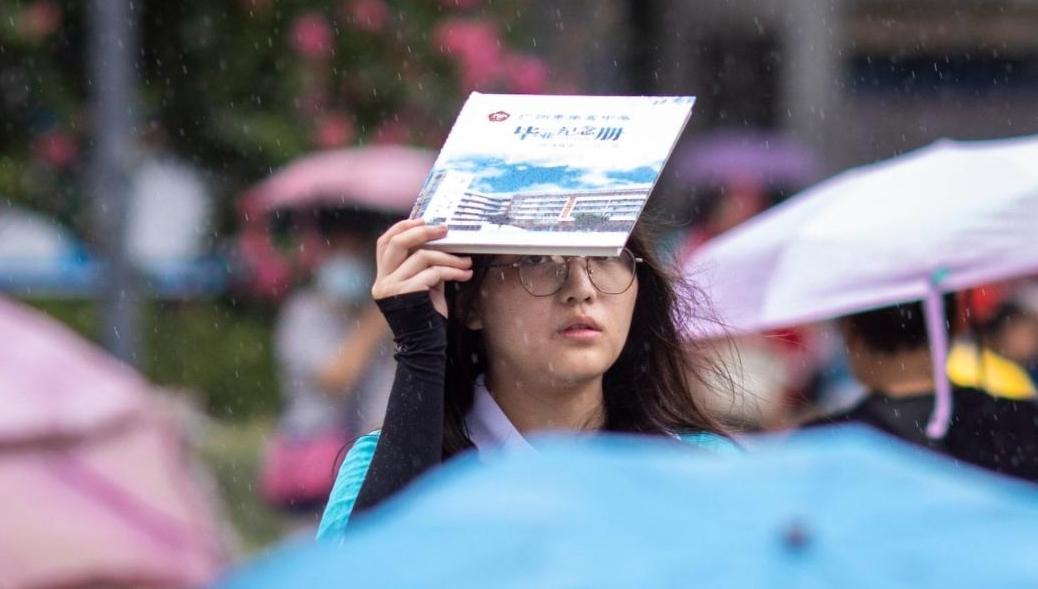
left=947, top=343, right=1037, bottom=400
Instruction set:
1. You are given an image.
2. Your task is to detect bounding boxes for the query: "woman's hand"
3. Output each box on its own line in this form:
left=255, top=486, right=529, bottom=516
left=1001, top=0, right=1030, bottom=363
left=371, top=219, right=473, bottom=317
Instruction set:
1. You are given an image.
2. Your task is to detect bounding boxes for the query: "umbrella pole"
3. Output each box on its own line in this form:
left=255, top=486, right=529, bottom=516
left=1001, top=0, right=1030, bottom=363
left=89, top=0, right=141, bottom=365
left=924, top=278, right=952, bottom=439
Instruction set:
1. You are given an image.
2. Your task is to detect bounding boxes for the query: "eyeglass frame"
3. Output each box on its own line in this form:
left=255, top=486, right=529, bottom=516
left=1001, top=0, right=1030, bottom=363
left=481, top=248, right=644, bottom=297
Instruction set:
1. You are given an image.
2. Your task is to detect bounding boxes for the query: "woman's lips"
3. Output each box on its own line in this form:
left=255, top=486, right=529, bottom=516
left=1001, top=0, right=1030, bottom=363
left=558, top=322, right=603, bottom=341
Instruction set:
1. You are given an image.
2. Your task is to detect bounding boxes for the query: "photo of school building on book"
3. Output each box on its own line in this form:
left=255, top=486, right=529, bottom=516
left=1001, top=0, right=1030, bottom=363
left=413, top=170, right=650, bottom=233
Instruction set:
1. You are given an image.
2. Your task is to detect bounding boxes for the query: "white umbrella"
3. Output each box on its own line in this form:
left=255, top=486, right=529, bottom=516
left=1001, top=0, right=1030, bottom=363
left=685, top=134, right=1038, bottom=437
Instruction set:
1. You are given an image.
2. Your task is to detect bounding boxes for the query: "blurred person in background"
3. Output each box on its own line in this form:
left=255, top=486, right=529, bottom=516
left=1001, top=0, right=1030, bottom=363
left=801, top=298, right=1038, bottom=483
left=126, top=120, right=213, bottom=271
left=259, top=208, right=396, bottom=525
left=690, top=328, right=844, bottom=433
left=991, top=300, right=1038, bottom=383
left=674, top=176, right=769, bottom=261
left=946, top=283, right=1038, bottom=401
left=1007, top=285, right=1038, bottom=385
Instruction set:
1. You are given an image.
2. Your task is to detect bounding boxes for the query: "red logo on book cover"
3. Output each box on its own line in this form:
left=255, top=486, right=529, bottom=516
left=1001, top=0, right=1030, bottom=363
left=488, top=111, right=510, bottom=122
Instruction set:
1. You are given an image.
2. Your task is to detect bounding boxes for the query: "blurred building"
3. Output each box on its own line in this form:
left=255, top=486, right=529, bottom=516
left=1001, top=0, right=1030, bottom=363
left=534, top=0, right=1038, bottom=175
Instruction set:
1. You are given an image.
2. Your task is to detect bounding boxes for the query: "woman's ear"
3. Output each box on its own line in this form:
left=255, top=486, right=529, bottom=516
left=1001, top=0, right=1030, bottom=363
left=450, top=282, right=484, bottom=330
left=464, top=303, right=484, bottom=331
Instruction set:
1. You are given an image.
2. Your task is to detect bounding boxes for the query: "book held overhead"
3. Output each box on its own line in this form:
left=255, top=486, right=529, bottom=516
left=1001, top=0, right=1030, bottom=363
left=411, top=92, right=696, bottom=256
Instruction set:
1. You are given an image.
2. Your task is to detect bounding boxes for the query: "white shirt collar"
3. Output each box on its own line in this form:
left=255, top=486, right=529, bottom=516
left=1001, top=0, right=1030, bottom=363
left=465, top=374, right=533, bottom=455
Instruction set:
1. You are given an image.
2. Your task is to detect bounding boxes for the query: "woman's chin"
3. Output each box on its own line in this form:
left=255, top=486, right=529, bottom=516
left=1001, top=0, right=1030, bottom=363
left=542, top=357, right=615, bottom=384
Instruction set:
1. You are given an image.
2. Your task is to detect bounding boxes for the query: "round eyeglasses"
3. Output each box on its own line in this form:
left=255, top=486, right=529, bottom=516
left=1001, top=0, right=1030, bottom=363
left=484, top=249, right=642, bottom=297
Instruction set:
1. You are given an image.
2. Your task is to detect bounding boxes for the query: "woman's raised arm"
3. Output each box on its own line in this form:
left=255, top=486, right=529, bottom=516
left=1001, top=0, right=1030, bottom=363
left=349, top=219, right=472, bottom=517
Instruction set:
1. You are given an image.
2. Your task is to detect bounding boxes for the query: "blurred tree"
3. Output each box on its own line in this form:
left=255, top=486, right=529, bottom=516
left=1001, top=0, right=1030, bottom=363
left=0, top=1, right=88, bottom=229
left=1, top=0, right=550, bottom=238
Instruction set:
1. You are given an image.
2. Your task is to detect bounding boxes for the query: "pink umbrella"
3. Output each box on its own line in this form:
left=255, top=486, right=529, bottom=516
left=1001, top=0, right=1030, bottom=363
left=240, top=145, right=435, bottom=215
left=236, top=145, right=436, bottom=298
left=0, top=296, right=227, bottom=588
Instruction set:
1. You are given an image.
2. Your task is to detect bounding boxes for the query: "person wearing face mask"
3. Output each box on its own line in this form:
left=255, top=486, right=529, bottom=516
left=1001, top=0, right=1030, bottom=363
left=259, top=209, right=397, bottom=521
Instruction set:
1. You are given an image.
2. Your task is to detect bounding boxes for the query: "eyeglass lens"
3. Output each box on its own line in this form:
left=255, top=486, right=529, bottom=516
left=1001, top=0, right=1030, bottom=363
left=518, top=251, right=636, bottom=295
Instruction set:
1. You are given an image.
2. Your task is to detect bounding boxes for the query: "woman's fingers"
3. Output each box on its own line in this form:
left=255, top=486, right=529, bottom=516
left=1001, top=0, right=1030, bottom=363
left=371, top=218, right=476, bottom=302
left=378, top=223, right=448, bottom=274
left=376, top=218, right=425, bottom=248
left=390, top=249, right=472, bottom=284
left=396, top=266, right=474, bottom=293
left=375, top=218, right=429, bottom=271
left=372, top=258, right=473, bottom=299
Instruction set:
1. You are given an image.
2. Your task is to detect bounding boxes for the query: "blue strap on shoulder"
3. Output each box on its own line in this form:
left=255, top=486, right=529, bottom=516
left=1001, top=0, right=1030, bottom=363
left=316, top=431, right=381, bottom=542
left=677, top=431, right=742, bottom=456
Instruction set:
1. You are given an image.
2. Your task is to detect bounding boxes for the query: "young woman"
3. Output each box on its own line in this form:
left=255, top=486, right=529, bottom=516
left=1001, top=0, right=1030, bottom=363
left=317, top=219, right=736, bottom=541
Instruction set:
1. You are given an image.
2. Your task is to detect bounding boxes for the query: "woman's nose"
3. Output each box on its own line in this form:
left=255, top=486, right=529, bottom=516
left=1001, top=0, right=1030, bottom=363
left=559, top=258, right=596, bottom=303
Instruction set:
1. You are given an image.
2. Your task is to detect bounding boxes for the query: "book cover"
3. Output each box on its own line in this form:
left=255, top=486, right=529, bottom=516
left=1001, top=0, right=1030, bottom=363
left=411, top=92, right=695, bottom=256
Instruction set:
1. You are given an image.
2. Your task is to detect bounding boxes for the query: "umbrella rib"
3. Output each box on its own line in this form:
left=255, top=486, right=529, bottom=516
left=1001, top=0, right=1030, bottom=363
left=46, top=451, right=196, bottom=553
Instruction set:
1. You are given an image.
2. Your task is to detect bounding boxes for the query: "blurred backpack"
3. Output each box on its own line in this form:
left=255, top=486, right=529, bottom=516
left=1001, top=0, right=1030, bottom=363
left=258, top=430, right=348, bottom=510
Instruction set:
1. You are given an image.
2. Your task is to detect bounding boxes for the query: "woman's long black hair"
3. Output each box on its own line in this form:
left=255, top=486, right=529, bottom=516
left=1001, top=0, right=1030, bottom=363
left=442, top=223, right=730, bottom=457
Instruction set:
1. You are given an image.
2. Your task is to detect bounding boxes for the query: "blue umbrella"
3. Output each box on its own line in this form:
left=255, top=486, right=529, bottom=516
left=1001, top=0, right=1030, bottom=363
left=220, top=426, right=1038, bottom=588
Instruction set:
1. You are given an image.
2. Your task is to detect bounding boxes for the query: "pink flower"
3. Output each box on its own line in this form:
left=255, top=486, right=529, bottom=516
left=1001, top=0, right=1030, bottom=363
left=432, top=18, right=503, bottom=89
left=291, top=12, right=334, bottom=60
left=345, top=0, right=390, bottom=33
left=503, top=54, right=549, bottom=94
left=32, top=131, right=78, bottom=168
left=313, top=112, right=356, bottom=148
left=19, top=0, right=62, bottom=42
left=432, top=18, right=500, bottom=61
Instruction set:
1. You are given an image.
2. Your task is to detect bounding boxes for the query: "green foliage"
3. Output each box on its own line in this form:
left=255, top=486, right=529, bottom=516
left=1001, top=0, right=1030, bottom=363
left=2, top=0, right=542, bottom=235
left=145, top=299, right=280, bottom=419
left=23, top=297, right=280, bottom=419
left=198, top=415, right=290, bottom=554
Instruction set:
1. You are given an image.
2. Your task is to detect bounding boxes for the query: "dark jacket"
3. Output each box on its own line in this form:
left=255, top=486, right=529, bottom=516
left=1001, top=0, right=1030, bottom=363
left=804, top=387, right=1038, bottom=483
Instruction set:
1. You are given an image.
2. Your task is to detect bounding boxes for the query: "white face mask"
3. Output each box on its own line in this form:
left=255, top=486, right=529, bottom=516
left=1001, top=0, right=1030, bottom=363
left=315, top=254, right=373, bottom=305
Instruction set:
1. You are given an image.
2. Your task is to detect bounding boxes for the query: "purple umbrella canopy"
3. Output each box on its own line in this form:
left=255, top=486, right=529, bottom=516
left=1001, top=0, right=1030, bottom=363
left=685, top=134, right=1038, bottom=437
left=674, top=129, right=820, bottom=189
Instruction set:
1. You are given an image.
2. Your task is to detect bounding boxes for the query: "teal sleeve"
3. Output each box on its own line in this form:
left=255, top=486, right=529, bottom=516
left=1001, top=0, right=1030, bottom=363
left=677, top=431, right=742, bottom=456
left=315, top=431, right=381, bottom=542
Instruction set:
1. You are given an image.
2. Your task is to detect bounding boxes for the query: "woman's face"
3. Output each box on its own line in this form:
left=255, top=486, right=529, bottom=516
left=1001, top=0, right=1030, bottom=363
left=468, top=256, right=638, bottom=390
